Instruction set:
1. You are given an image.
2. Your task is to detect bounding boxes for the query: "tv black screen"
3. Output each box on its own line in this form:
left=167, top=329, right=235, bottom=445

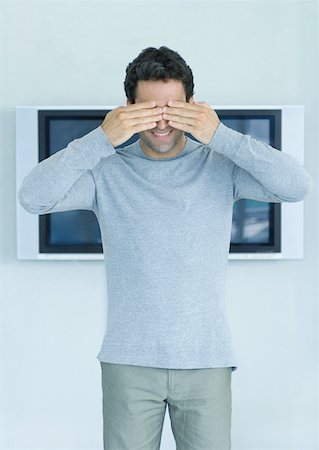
left=38, top=109, right=281, bottom=254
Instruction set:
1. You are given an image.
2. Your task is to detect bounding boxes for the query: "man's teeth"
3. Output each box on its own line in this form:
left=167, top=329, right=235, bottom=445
left=153, top=131, right=170, bottom=136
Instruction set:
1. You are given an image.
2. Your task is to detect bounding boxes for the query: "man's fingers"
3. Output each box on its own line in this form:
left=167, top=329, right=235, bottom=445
left=168, top=121, right=192, bottom=133
left=118, top=104, right=162, bottom=120
left=167, top=100, right=199, bottom=111
left=126, top=101, right=157, bottom=110
left=164, top=114, right=198, bottom=126
left=167, top=100, right=213, bottom=113
left=133, top=121, right=157, bottom=133
left=163, top=101, right=205, bottom=119
left=163, top=107, right=198, bottom=119
left=129, top=115, right=163, bottom=127
left=125, top=107, right=163, bottom=119
left=126, top=100, right=156, bottom=112
left=163, top=108, right=200, bottom=122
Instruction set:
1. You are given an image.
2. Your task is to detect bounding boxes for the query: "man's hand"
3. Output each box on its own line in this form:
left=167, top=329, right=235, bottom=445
left=162, top=100, right=220, bottom=145
left=102, top=101, right=163, bottom=147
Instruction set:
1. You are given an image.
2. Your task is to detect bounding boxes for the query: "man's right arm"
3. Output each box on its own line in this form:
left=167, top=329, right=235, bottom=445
left=18, top=126, right=115, bottom=215
left=18, top=101, right=163, bottom=215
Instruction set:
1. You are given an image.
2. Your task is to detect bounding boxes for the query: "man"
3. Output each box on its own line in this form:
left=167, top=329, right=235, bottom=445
left=18, top=46, right=313, bottom=450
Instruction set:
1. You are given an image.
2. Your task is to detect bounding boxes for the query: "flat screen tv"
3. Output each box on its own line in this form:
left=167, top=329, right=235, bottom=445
left=16, top=105, right=305, bottom=260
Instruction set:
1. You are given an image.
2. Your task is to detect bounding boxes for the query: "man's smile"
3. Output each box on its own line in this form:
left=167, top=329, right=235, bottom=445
left=151, top=129, right=174, bottom=140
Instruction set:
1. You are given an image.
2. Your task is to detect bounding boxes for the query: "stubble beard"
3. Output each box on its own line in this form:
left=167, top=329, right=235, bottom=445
left=139, top=129, right=186, bottom=155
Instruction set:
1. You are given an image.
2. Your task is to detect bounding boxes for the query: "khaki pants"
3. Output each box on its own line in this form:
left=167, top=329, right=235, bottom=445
left=100, top=362, right=232, bottom=450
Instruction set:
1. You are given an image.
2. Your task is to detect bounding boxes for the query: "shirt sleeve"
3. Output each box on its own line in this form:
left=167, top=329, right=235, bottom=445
left=18, top=125, right=115, bottom=214
left=208, top=122, right=313, bottom=203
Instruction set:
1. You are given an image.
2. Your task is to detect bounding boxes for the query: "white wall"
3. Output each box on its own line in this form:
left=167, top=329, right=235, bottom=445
left=0, top=1, right=318, bottom=449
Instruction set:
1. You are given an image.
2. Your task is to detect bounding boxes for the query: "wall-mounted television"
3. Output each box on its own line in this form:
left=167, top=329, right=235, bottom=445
left=16, top=105, right=305, bottom=260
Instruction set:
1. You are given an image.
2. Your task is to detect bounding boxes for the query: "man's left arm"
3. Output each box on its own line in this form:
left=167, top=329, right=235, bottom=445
left=163, top=100, right=313, bottom=203
left=210, top=121, right=313, bottom=203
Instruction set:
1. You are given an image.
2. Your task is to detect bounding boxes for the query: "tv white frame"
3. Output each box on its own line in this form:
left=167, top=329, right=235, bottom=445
left=16, top=105, right=305, bottom=260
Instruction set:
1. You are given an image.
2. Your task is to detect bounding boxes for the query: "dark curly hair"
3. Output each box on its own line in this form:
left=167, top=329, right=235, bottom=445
left=124, top=46, right=194, bottom=104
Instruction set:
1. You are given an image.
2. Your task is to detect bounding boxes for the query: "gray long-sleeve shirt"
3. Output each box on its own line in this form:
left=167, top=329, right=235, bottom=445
left=18, top=122, right=313, bottom=370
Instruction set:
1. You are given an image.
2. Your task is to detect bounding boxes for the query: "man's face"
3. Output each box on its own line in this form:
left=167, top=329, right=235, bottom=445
left=128, top=79, right=192, bottom=158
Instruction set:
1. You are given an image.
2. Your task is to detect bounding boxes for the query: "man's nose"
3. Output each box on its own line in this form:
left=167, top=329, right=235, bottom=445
left=156, top=115, right=169, bottom=130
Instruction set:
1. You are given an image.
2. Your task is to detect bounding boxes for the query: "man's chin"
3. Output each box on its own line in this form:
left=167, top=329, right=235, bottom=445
left=150, top=144, right=175, bottom=154
left=140, top=130, right=184, bottom=155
